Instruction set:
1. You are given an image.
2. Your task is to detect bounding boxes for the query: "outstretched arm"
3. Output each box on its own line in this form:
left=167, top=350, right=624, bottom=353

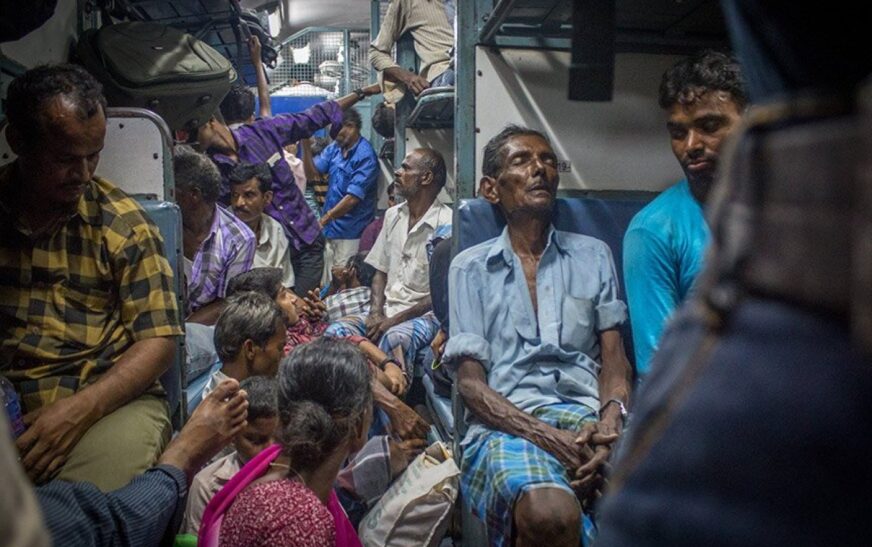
left=248, top=36, right=272, bottom=118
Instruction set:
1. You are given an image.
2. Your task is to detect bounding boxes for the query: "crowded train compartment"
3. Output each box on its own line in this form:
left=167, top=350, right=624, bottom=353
left=1, top=1, right=869, bottom=546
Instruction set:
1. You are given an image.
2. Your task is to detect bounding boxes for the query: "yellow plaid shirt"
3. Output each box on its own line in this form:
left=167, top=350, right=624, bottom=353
left=0, top=162, right=184, bottom=412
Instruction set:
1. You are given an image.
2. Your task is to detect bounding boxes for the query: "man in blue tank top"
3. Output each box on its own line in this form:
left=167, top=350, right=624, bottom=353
left=623, top=51, right=745, bottom=377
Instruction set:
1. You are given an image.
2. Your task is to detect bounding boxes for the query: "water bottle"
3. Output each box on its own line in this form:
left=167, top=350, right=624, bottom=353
left=0, top=376, right=26, bottom=438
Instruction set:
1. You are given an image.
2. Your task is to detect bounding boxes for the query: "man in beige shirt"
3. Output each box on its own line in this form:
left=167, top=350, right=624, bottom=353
left=369, top=0, right=455, bottom=99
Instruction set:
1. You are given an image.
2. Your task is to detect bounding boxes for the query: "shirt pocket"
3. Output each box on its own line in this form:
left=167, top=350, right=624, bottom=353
left=560, top=295, right=595, bottom=352
left=404, top=251, right=430, bottom=293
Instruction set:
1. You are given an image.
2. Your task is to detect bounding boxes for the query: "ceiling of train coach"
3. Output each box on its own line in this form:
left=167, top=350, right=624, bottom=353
left=122, top=0, right=371, bottom=85
left=119, top=0, right=727, bottom=86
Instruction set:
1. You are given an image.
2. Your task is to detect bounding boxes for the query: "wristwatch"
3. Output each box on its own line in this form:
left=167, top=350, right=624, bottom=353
left=600, top=398, right=628, bottom=424
left=352, top=88, right=366, bottom=100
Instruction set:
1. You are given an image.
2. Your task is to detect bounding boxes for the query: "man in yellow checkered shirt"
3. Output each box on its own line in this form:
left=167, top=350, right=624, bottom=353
left=0, top=65, right=184, bottom=491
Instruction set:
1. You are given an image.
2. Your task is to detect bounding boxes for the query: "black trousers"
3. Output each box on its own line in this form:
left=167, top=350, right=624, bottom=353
left=289, top=232, right=325, bottom=295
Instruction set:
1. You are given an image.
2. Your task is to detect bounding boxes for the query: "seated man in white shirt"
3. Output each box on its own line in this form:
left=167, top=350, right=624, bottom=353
left=325, top=148, right=452, bottom=396
left=228, top=163, right=295, bottom=290
left=186, top=291, right=287, bottom=414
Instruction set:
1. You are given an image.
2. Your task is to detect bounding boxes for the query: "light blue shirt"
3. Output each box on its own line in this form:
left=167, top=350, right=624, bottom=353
left=623, top=179, right=710, bottom=377
left=444, top=226, right=627, bottom=444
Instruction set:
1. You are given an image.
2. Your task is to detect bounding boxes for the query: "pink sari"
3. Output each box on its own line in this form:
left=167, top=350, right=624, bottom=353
left=197, top=443, right=362, bottom=547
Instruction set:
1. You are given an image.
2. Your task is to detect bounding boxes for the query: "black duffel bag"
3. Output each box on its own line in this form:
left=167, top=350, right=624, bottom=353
left=76, top=21, right=235, bottom=132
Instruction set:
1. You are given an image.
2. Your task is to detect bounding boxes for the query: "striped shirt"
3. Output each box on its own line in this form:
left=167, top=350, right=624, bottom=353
left=324, top=286, right=372, bottom=322
left=369, top=0, right=455, bottom=82
left=210, top=101, right=344, bottom=251
left=0, top=163, right=183, bottom=411
left=39, top=464, right=187, bottom=546
left=186, top=205, right=256, bottom=314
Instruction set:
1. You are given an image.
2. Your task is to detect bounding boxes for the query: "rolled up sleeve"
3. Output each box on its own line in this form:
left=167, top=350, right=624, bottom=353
left=443, top=262, right=492, bottom=373
left=118, top=219, right=184, bottom=342
left=346, top=153, right=378, bottom=200
left=595, top=242, right=628, bottom=332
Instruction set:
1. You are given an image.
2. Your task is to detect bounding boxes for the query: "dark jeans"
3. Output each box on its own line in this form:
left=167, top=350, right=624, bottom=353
left=289, top=232, right=325, bottom=295
left=596, top=298, right=872, bottom=546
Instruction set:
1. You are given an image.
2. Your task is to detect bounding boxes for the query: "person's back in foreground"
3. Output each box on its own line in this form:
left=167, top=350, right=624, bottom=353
left=596, top=1, right=872, bottom=545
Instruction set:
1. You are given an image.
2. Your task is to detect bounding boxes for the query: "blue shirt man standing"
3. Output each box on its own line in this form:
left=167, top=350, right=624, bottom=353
left=304, top=108, right=379, bottom=285
left=623, top=51, right=745, bottom=377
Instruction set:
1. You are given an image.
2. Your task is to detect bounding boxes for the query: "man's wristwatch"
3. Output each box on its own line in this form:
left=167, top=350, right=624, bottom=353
left=352, top=88, right=366, bottom=100
left=600, top=398, right=628, bottom=424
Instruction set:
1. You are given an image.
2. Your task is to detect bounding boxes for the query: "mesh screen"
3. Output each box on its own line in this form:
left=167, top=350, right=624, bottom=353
left=267, top=29, right=372, bottom=97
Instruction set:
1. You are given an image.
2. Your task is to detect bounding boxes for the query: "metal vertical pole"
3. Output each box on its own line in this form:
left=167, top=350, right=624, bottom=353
left=394, top=33, right=418, bottom=166
left=343, top=29, right=352, bottom=95
left=453, top=0, right=485, bottom=201
left=369, top=0, right=383, bottom=149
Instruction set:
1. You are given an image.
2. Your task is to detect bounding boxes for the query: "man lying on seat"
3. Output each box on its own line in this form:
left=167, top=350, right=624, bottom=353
left=325, top=148, right=452, bottom=397
left=228, top=267, right=430, bottom=441
left=443, top=125, right=633, bottom=547
left=175, top=146, right=255, bottom=325
left=0, top=64, right=184, bottom=491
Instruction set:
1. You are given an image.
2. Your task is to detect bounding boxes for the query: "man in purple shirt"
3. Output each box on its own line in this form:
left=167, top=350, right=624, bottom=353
left=174, top=146, right=256, bottom=325
left=196, top=83, right=381, bottom=295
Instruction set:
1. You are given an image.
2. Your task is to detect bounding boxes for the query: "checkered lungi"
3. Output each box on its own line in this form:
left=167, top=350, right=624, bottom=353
left=324, top=312, right=440, bottom=373
left=462, top=403, right=598, bottom=547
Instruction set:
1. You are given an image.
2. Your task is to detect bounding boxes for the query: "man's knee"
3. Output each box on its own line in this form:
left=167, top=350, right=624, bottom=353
left=58, top=395, right=170, bottom=491
left=514, top=487, right=580, bottom=544
left=382, top=324, right=412, bottom=348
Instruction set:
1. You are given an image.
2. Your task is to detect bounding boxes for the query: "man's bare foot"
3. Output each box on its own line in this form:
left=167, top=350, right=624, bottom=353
left=159, top=379, right=249, bottom=481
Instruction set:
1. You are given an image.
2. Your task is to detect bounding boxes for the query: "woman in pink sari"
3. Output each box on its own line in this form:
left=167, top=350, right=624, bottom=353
left=198, top=338, right=371, bottom=547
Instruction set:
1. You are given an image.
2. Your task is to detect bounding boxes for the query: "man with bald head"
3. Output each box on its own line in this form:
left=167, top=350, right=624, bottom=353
left=0, top=64, right=183, bottom=491
left=325, top=148, right=451, bottom=396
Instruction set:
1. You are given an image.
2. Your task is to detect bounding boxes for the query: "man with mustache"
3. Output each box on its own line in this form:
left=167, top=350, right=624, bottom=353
left=623, top=51, right=745, bottom=377
left=300, top=108, right=379, bottom=286
left=228, top=162, right=295, bottom=290
left=443, top=125, right=632, bottom=547
left=324, top=148, right=451, bottom=397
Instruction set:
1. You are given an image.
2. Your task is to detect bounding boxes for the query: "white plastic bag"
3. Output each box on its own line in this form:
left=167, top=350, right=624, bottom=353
left=358, top=441, right=460, bottom=547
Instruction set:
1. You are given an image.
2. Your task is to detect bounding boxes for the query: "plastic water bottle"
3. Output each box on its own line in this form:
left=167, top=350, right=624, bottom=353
left=0, top=376, right=26, bottom=438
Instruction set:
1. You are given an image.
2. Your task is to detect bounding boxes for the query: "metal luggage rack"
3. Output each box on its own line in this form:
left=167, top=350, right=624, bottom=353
left=477, top=0, right=729, bottom=53
left=271, top=27, right=371, bottom=96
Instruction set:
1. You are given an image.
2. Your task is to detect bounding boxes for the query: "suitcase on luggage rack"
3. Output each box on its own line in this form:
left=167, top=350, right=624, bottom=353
left=76, top=21, right=236, bottom=132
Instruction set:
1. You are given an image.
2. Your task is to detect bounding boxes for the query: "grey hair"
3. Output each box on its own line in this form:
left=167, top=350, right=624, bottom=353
left=173, top=144, right=222, bottom=203
left=415, top=148, right=447, bottom=189
left=481, top=124, right=550, bottom=179
left=214, top=291, right=284, bottom=363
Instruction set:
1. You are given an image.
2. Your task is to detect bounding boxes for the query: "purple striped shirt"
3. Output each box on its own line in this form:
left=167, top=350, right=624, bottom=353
left=187, top=205, right=256, bottom=314
left=211, top=101, right=344, bottom=250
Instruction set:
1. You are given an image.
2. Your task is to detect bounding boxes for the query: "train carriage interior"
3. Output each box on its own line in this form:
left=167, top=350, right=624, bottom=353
left=1, top=0, right=869, bottom=546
